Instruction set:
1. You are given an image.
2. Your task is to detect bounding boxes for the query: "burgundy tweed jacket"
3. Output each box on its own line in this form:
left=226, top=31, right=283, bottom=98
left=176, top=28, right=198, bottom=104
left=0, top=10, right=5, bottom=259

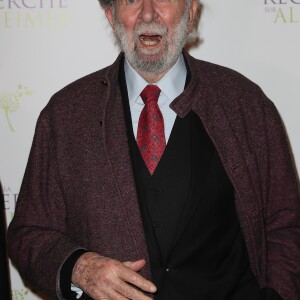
left=8, top=52, right=300, bottom=299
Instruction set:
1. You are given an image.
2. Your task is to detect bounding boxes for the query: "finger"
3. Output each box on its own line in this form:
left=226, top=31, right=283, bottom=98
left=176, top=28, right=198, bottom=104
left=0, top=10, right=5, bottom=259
left=93, top=287, right=128, bottom=300
left=114, top=279, right=155, bottom=300
left=120, top=268, right=157, bottom=294
left=123, top=259, right=146, bottom=271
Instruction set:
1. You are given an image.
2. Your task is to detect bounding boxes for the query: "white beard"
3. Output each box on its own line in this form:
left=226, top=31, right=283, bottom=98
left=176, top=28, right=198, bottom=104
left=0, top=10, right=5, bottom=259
left=113, top=4, right=190, bottom=75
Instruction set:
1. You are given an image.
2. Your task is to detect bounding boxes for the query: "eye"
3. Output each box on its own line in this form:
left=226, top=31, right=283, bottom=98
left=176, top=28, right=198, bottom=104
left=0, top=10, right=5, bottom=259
left=119, top=0, right=141, bottom=7
left=125, top=0, right=141, bottom=5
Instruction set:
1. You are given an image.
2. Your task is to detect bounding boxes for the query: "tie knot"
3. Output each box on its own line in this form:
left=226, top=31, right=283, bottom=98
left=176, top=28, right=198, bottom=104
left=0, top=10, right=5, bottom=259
left=140, top=85, right=161, bottom=105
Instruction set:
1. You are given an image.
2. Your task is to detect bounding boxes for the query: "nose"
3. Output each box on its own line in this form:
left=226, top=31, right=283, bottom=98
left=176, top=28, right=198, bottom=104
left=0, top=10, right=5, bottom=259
left=140, top=0, right=157, bottom=23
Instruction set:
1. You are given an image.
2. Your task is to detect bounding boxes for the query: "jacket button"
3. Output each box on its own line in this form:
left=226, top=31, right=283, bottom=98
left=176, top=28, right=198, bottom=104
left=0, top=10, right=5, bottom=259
left=165, top=268, right=170, bottom=272
left=101, top=80, right=108, bottom=86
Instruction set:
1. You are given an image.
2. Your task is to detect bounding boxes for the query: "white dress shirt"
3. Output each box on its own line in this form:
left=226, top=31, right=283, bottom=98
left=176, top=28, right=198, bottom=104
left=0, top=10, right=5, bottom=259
left=70, top=54, right=187, bottom=298
left=125, top=53, right=187, bottom=143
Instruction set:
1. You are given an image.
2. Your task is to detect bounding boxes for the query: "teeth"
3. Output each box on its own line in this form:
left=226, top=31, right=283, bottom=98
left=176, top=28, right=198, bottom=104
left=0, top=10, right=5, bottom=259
left=139, top=36, right=160, bottom=46
left=141, top=40, right=158, bottom=46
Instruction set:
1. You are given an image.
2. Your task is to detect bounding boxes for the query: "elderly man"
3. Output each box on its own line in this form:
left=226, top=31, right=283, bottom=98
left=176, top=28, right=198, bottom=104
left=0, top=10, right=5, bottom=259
left=8, top=0, right=300, bottom=299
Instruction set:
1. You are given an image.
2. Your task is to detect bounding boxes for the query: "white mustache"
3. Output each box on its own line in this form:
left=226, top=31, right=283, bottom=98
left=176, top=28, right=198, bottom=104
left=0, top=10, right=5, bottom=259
left=134, top=22, right=168, bottom=37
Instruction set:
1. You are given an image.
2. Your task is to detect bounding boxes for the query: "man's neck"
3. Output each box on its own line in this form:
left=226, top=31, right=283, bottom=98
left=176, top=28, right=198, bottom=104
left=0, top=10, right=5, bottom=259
left=137, top=66, right=174, bottom=83
left=126, top=56, right=180, bottom=84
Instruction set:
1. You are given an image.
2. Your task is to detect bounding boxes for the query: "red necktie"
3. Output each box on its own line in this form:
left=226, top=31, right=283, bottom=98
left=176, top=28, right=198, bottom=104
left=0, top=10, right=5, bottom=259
left=137, top=85, right=166, bottom=175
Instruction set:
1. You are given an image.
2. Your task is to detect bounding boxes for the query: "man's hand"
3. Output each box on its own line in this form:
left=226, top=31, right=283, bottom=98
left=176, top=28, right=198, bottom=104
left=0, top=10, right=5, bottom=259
left=71, top=252, right=157, bottom=300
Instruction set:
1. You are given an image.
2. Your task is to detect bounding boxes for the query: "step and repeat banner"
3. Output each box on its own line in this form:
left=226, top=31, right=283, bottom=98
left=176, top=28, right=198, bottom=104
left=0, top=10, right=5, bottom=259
left=1, top=0, right=299, bottom=299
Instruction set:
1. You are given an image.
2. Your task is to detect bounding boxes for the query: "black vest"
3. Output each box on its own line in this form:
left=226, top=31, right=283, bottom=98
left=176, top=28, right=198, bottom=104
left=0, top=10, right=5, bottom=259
left=119, top=63, right=259, bottom=300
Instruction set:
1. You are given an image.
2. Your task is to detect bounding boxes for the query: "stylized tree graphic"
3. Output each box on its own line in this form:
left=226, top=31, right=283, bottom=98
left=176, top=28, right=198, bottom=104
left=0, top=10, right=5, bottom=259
left=0, top=84, right=32, bottom=132
left=12, top=288, right=29, bottom=300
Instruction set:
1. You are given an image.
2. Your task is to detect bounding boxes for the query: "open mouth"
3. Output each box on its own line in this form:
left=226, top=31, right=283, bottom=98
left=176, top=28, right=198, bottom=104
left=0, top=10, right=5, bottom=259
left=139, top=35, right=162, bottom=46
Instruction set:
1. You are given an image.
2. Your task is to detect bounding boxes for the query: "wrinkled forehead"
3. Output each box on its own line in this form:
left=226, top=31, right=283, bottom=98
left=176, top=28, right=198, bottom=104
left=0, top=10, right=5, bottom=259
left=99, top=0, right=190, bottom=7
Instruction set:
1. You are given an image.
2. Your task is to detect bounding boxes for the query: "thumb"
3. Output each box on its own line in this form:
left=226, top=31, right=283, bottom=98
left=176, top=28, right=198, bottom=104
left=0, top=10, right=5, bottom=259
left=123, top=259, right=146, bottom=271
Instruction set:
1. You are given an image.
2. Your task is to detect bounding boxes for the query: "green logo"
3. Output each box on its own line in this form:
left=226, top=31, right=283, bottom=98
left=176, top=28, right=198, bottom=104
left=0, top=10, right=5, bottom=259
left=12, top=288, right=29, bottom=300
left=0, top=85, right=32, bottom=132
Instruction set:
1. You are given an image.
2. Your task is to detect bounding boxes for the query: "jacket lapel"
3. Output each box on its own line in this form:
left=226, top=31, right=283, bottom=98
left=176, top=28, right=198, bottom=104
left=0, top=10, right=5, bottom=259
left=100, top=54, right=151, bottom=275
left=170, top=52, right=262, bottom=277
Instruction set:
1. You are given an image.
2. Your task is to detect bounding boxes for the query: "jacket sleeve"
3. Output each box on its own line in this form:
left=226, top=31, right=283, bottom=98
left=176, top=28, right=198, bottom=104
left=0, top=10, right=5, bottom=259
left=7, top=108, right=85, bottom=299
left=263, top=98, right=300, bottom=299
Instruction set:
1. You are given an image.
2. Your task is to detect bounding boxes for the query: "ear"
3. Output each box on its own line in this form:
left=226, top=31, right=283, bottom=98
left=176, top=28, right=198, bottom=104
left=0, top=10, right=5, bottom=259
left=105, top=6, right=115, bottom=29
left=188, top=0, right=198, bottom=31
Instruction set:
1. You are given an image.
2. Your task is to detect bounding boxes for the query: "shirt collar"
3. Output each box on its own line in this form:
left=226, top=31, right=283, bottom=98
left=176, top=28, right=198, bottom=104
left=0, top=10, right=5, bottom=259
left=124, top=53, right=187, bottom=108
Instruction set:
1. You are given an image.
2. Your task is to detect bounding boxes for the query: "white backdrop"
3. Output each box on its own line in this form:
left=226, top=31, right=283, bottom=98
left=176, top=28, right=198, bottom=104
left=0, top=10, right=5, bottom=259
left=1, top=0, right=299, bottom=299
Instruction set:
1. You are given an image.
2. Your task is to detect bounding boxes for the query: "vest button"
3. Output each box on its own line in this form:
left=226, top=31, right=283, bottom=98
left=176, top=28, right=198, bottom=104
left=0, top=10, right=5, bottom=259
left=153, top=222, right=160, bottom=228
left=150, top=188, right=160, bottom=196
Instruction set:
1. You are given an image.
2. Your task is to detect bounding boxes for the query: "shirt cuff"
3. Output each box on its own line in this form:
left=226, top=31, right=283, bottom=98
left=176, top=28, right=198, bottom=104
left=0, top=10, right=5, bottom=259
left=60, top=249, right=88, bottom=299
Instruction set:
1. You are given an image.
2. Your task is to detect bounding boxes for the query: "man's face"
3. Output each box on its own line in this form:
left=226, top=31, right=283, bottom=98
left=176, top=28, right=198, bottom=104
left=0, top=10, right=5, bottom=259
left=106, top=0, right=197, bottom=77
